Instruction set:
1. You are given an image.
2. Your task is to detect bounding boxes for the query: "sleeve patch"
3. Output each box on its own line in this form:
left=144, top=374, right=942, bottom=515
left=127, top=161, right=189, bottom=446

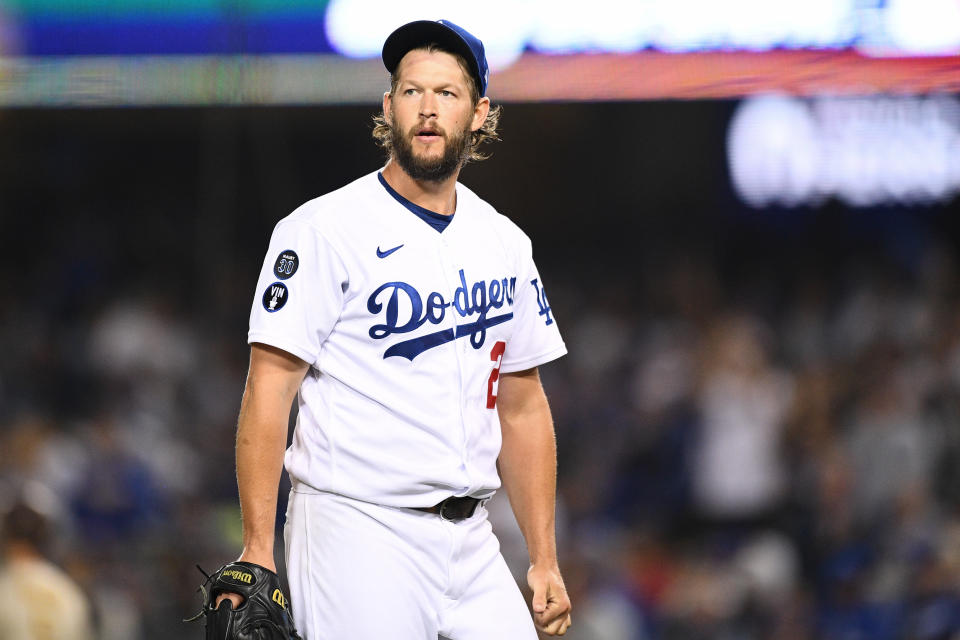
left=262, top=282, right=289, bottom=312
left=273, top=250, right=299, bottom=280
left=530, top=278, right=554, bottom=326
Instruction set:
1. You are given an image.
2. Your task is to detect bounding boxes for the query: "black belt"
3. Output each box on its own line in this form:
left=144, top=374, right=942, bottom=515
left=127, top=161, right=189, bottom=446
left=414, top=496, right=482, bottom=522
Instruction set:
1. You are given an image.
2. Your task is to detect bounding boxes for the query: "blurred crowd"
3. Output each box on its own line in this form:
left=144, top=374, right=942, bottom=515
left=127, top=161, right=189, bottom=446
left=1, top=226, right=960, bottom=640
left=527, top=245, right=960, bottom=640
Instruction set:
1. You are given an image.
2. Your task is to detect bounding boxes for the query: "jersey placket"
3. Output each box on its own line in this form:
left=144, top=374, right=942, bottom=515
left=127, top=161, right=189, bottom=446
left=435, top=227, right=473, bottom=493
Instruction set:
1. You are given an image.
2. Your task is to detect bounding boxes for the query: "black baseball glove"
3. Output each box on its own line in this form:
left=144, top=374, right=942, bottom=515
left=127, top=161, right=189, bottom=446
left=186, top=561, right=302, bottom=640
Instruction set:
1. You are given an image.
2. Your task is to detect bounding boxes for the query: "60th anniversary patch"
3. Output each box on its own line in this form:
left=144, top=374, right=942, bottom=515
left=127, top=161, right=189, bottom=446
left=273, top=250, right=299, bottom=280
left=263, top=282, right=289, bottom=312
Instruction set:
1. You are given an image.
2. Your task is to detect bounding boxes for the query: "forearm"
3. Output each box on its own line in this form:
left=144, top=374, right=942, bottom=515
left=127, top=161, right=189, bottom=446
left=234, top=344, right=307, bottom=567
left=498, top=380, right=559, bottom=565
left=236, top=387, right=289, bottom=564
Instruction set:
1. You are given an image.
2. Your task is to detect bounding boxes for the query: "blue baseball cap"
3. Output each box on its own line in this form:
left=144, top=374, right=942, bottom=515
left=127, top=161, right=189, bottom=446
left=382, top=19, right=490, bottom=97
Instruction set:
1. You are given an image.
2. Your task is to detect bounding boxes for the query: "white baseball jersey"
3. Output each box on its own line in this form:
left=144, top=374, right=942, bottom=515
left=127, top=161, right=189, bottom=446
left=248, top=169, right=566, bottom=508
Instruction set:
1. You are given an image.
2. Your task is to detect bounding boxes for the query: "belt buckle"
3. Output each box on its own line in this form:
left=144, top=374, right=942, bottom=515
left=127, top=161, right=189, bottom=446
left=439, top=498, right=457, bottom=522
left=439, top=497, right=479, bottom=522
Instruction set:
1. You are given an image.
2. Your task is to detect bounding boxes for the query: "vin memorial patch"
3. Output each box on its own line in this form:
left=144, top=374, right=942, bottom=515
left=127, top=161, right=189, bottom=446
left=263, top=282, right=289, bottom=312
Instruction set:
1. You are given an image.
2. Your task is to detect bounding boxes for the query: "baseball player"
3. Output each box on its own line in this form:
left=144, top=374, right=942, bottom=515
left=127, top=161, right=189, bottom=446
left=217, top=19, right=572, bottom=639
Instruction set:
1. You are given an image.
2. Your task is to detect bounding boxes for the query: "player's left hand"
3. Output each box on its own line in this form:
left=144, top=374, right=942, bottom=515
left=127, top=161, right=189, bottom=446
left=528, top=562, right=572, bottom=635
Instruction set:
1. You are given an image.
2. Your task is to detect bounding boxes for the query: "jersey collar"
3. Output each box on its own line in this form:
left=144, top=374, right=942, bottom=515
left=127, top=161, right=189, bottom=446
left=377, top=172, right=454, bottom=233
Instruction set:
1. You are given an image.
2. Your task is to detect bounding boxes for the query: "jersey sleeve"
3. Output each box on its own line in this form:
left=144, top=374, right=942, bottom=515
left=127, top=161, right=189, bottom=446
left=500, top=242, right=567, bottom=374
left=247, top=217, right=347, bottom=366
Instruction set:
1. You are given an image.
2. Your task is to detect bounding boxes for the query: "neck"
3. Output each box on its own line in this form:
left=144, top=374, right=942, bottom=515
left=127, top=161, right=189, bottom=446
left=4, top=541, right=40, bottom=562
left=381, top=159, right=460, bottom=216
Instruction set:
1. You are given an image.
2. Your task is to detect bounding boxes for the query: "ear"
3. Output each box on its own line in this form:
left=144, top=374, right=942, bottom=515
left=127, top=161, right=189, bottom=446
left=470, top=97, right=491, bottom=132
left=382, top=91, right=393, bottom=124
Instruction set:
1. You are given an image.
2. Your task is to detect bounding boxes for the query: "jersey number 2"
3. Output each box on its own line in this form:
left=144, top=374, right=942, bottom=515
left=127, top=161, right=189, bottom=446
left=486, top=341, right=506, bottom=409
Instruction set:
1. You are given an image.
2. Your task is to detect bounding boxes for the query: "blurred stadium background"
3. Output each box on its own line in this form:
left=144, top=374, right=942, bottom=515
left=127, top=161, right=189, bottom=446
left=1, top=1, right=960, bottom=638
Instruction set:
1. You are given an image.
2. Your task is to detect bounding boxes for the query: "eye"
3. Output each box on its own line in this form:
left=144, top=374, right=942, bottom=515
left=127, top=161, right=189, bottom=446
left=404, top=88, right=417, bottom=96
left=440, top=90, right=454, bottom=97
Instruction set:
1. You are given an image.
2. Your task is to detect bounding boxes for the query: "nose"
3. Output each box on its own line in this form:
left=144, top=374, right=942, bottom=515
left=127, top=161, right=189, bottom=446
left=419, top=91, right=438, bottom=119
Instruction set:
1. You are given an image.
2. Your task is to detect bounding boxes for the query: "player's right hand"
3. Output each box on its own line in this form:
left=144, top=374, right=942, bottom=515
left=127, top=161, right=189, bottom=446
left=214, top=552, right=277, bottom=609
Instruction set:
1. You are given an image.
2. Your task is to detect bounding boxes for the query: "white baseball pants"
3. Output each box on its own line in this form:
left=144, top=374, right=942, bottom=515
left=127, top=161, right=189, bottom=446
left=284, top=487, right=538, bottom=640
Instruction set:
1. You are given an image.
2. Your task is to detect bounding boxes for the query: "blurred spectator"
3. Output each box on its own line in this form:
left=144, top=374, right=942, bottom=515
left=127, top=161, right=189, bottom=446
left=71, top=413, right=164, bottom=543
left=0, top=573, right=33, bottom=640
left=844, top=353, right=939, bottom=530
left=692, top=314, right=794, bottom=528
left=88, top=294, right=196, bottom=382
left=0, top=494, right=94, bottom=640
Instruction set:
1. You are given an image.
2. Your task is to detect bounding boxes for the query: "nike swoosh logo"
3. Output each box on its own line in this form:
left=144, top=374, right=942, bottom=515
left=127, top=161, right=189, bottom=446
left=377, top=244, right=404, bottom=258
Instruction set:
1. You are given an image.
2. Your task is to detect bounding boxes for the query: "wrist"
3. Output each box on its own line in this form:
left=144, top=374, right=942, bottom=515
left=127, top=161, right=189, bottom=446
left=527, top=542, right=559, bottom=568
left=528, top=556, right=560, bottom=570
left=239, top=546, right=277, bottom=572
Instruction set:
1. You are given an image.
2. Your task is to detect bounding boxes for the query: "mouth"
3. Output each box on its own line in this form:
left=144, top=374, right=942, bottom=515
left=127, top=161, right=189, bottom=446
left=414, top=128, right=443, bottom=143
